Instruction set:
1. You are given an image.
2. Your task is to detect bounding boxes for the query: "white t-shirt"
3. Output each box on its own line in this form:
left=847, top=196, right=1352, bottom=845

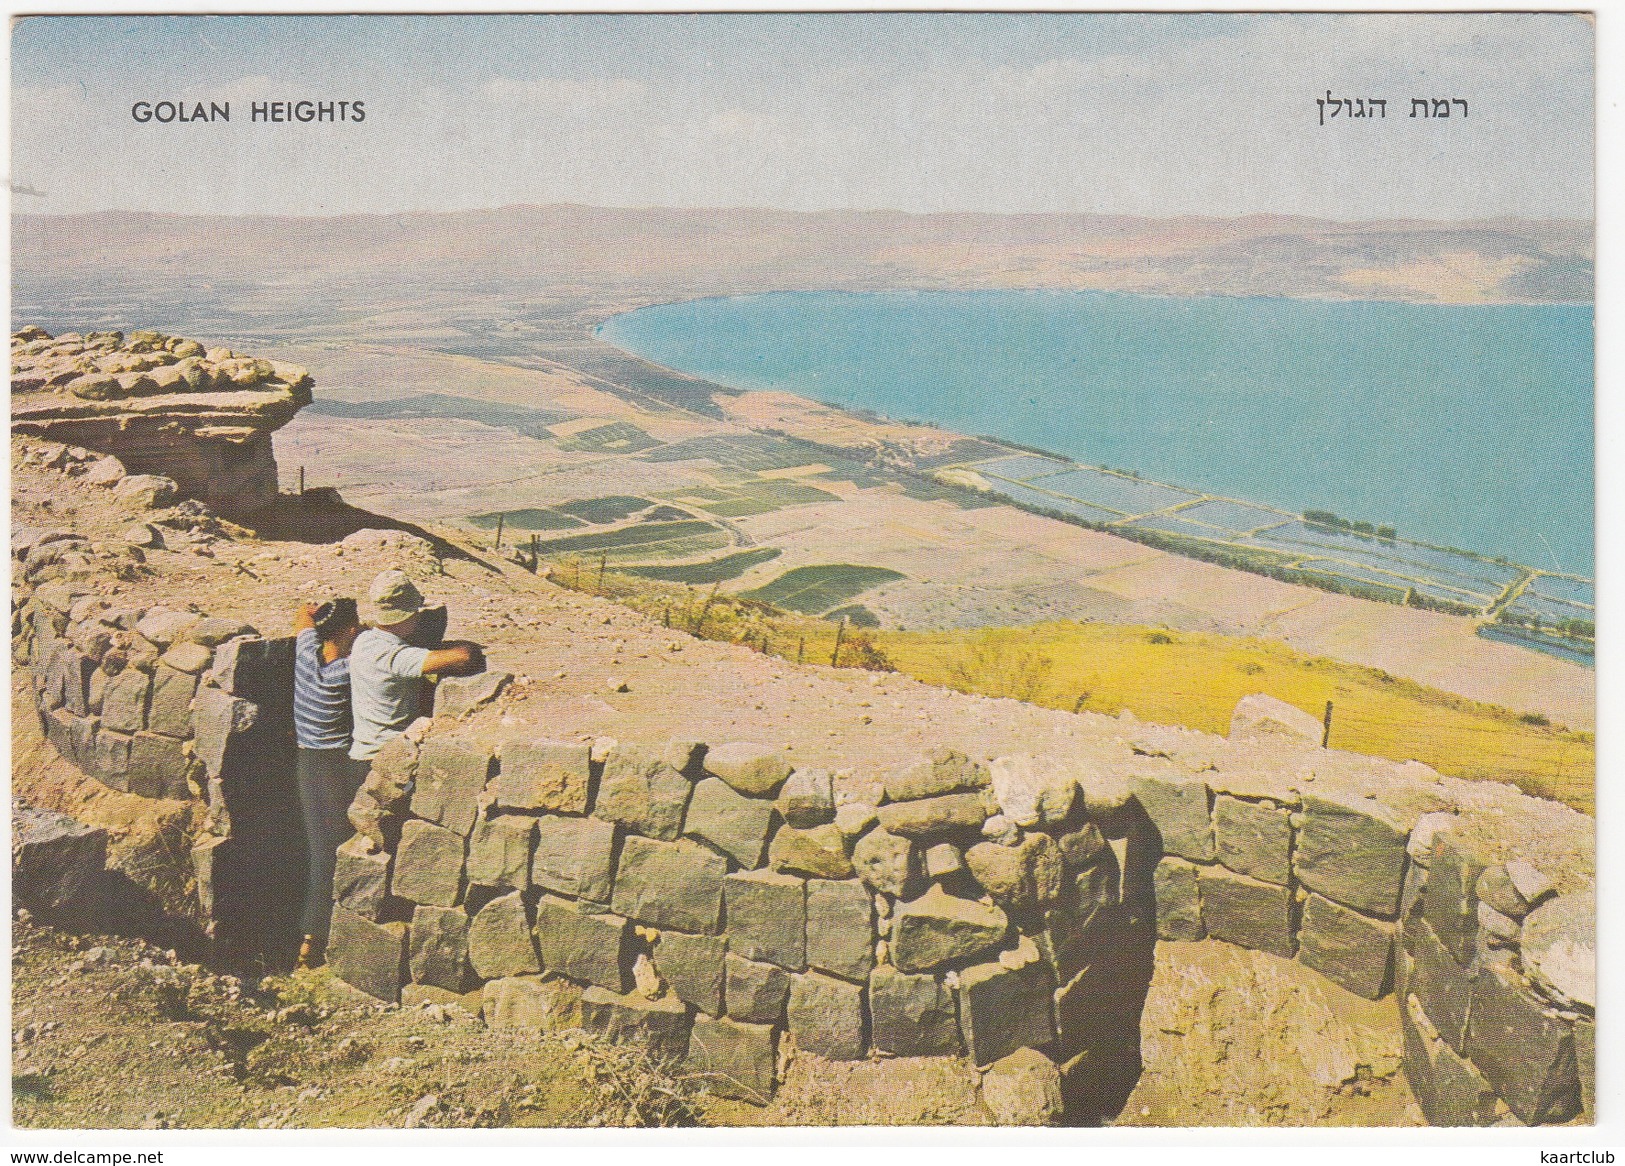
left=348, top=626, right=431, bottom=761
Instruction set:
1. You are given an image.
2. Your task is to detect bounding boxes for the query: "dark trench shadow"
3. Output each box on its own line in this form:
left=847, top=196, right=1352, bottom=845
left=241, top=488, right=499, bottom=571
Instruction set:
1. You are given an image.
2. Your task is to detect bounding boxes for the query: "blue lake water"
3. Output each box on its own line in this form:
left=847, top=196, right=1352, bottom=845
left=599, top=290, right=1594, bottom=575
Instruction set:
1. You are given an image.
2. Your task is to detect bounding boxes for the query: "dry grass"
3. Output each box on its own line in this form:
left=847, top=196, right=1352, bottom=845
left=873, top=622, right=1594, bottom=813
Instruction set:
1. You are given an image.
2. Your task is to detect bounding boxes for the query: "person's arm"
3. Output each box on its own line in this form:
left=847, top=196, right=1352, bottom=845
left=293, top=602, right=318, bottom=632
left=422, top=641, right=485, bottom=677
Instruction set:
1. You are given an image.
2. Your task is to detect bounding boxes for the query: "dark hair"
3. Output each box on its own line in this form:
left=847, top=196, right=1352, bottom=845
left=312, top=597, right=360, bottom=636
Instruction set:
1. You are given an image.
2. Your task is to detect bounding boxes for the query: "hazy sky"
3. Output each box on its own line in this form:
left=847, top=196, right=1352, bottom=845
left=10, top=13, right=1594, bottom=220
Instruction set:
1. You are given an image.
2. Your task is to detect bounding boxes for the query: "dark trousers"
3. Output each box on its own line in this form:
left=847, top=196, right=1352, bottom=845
left=296, top=746, right=369, bottom=947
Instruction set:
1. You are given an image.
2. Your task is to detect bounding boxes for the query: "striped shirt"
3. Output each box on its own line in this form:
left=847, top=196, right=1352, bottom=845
left=293, top=627, right=354, bottom=751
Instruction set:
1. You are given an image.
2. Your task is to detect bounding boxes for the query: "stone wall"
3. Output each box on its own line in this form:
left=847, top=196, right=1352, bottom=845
left=13, top=579, right=305, bottom=963
left=318, top=686, right=1594, bottom=1126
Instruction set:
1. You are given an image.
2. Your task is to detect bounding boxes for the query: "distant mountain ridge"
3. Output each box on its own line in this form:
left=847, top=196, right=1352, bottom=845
left=13, top=204, right=1592, bottom=307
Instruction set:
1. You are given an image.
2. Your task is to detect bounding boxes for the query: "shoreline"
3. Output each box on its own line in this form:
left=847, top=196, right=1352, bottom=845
left=590, top=294, right=1594, bottom=663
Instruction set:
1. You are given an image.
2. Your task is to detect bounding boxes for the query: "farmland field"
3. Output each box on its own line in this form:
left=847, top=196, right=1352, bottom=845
left=555, top=495, right=652, bottom=524
left=467, top=508, right=584, bottom=531
left=621, top=547, right=783, bottom=583
left=742, top=564, right=907, bottom=615
left=534, top=519, right=723, bottom=556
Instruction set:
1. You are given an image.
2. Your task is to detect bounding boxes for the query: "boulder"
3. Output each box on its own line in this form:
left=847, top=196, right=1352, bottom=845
left=787, top=971, right=866, bottom=1060
left=610, top=836, right=726, bottom=934
left=465, top=815, right=534, bottom=891
left=869, top=965, right=960, bottom=1056
left=725, top=953, right=791, bottom=1024
left=805, top=878, right=874, bottom=982
left=492, top=739, right=589, bottom=813
left=1229, top=693, right=1324, bottom=744
left=703, top=741, right=791, bottom=796
left=114, top=474, right=179, bottom=509
left=767, top=822, right=854, bottom=880
left=775, top=767, right=835, bottom=827
left=885, top=748, right=989, bottom=803
left=981, top=1047, right=1064, bottom=1126
left=530, top=813, right=616, bottom=902
left=1152, top=857, right=1204, bottom=942
left=580, top=987, right=692, bottom=1060
left=408, top=905, right=472, bottom=993
left=1213, top=795, right=1292, bottom=885
left=1294, top=793, right=1410, bottom=918
left=1402, top=992, right=1498, bottom=1126
left=957, top=955, right=1056, bottom=1067
left=687, top=1015, right=777, bottom=1103
left=1198, top=867, right=1294, bottom=959
left=483, top=975, right=583, bottom=1032
left=531, top=896, right=630, bottom=993
left=1520, top=891, right=1595, bottom=1011
left=1297, top=893, right=1395, bottom=1000
left=875, top=792, right=986, bottom=840
left=891, top=884, right=1009, bottom=972
left=327, top=906, right=408, bottom=1003
left=12, top=804, right=107, bottom=917
left=724, top=869, right=807, bottom=970
left=1423, top=833, right=1486, bottom=963
left=986, top=753, right=1075, bottom=828
left=655, top=931, right=727, bottom=1017
left=1464, top=959, right=1581, bottom=1125
left=433, top=671, right=510, bottom=720
left=392, top=819, right=465, bottom=908
left=1129, top=774, right=1213, bottom=862
left=684, top=777, right=774, bottom=868
left=466, top=891, right=540, bottom=980
left=332, top=834, right=390, bottom=919
left=593, top=744, right=692, bottom=841
left=964, top=834, right=1063, bottom=911
left=852, top=828, right=921, bottom=898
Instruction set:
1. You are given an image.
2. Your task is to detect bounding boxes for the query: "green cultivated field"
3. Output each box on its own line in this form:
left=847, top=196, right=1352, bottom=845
left=555, top=495, right=651, bottom=524
left=622, top=547, right=783, bottom=583
left=742, top=564, right=906, bottom=615
left=467, top=508, right=583, bottom=531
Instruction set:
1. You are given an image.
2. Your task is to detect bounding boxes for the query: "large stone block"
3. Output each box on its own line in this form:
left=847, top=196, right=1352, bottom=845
left=885, top=748, right=988, bottom=803
left=767, top=823, right=854, bottom=880
left=483, top=975, right=583, bottom=1032
left=987, top=753, right=1077, bottom=829
left=891, top=884, right=1009, bottom=972
left=393, top=818, right=465, bottom=907
left=852, top=828, right=922, bottom=898
left=868, top=965, right=959, bottom=1056
left=775, top=767, right=835, bottom=828
left=99, top=666, right=150, bottom=733
left=532, top=895, right=630, bottom=992
left=687, top=1015, right=776, bottom=1103
left=1294, top=794, right=1409, bottom=918
left=1422, top=833, right=1485, bottom=964
left=684, top=777, right=774, bottom=867
left=1153, top=857, right=1204, bottom=942
left=434, top=670, right=511, bottom=720
left=408, top=905, right=472, bottom=993
left=1199, top=866, right=1294, bottom=958
left=703, top=741, right=791, bottom=796
left=465, top=814, right=534, bottom=891
left=580, top=986, right=692, bottom=1061
left=806, top=879, right=874, bottom=982
left=333, top=833, right=391, bottom=920
left=611, top=836, right=726, bottom=934
left=328, top=905, right=407, bottom=1003
left=1213, top=795, right=1292, bottom=885
left=89, top=728, right=132, bottom=791
left=656, top=931, right=726, bottom=1017
left=1406, top=913, right=1473, bottom=1054
left=787, top=971, right=866, bottom=1060
left=1520, top=891, right=1595, bottom=1012
left=981, top=1047, right=1064, bottom=1127
left=1129, top=775, right=1213, bottom=862
left=725, top=869, right=806, bottom=970
left=12, top=804, right=106, bottom=917
left=494, top=738, right=591, bottom=814
left=127, top=731, right=189, bottom=799
left=1402, top=993, right=1497, bottom=1126
left=1464, top=959, right=1580, bottom=1125
left=190, top=686, right=257, bottom=780
left=875, top=792, right=986, bottom=840
left=146, top=664, right=198, bottom=738
left=1297, top=893, right=1394, bottom=1000
left=1229, top=693, right=1324, bottom=744
left=964, top=834, right=1064, bottom=911
left=531, top=814, right=616, bottom=902
left=957, top=956, right=1056, bottom=1067
left=190, top=834, right=230, bottom=918
left=593, top=745, right=691, bottom=840
left=412, top=739, right=492, bottom=835
left=466, top=890, right=540, bottom=980
left=725, top=953, right=791, bottom=1024
left=51, top=648, right=96, bottom=717
left=209, top=636, right=287, bottom=698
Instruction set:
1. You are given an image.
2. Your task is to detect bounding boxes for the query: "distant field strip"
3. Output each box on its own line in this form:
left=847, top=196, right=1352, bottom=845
left=742, top=564, right=907, bottom=615
left=533, top=519, right=725, bottom=557
left=952, top=449, right=1593, bottom=642
left=621, top=547, right=783, bottom=584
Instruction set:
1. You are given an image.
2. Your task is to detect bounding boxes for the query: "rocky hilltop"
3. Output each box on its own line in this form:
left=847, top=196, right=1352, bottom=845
left=11, top=327, right=311, bottom=518
left=7, top=327, right=1596, bottom=1129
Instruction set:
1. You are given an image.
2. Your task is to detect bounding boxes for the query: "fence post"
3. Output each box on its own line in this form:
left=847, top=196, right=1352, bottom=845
left=298, top=465, right=305, bottom=496
left=831, top=617, right=847, bottom=667
left=1322, top=701, right=1334, bottom=748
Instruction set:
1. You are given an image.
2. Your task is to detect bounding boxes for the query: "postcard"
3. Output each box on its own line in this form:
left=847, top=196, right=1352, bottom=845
left=9, top=11, right=1597, bottom=1136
